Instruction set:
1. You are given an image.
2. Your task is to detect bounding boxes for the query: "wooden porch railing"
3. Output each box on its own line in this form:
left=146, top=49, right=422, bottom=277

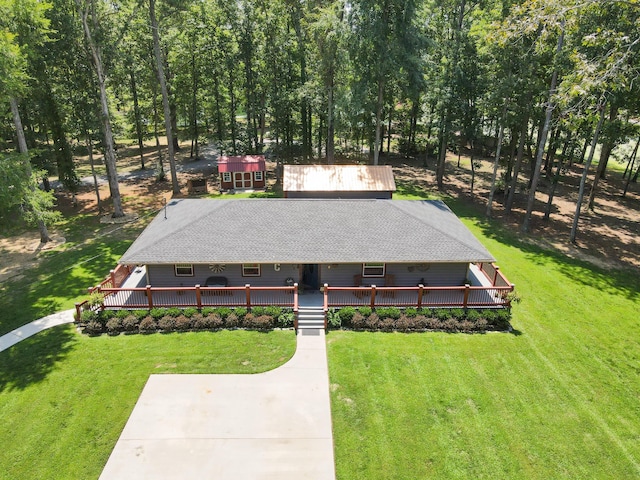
left=323, top=283, right=514, bottom=309
left=476, top=262, right=512, bottom=288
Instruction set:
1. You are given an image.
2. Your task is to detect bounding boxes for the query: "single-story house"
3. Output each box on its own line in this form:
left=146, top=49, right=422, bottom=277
left=283, top=164, right=396, bottom=199
left=217, top=155, right=266, bottom=191
left=119, top=198, right=496, bottom=291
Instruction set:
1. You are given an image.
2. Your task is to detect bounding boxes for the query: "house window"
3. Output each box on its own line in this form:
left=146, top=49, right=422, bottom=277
left=254, top=171, right=263, bottom=181
left=362, top=263, right=385, bottom=277
left=175, top=264, right=194, bottom=276
left=222, top=172, right=231, bottom=183
left=242, top=263, right=261, bottom=277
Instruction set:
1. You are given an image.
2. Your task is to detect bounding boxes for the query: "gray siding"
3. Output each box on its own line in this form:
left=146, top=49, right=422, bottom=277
left=146, top=262, right=471, bottom=288
left=146, top=263, right=301, bottom=287
left=320, top=263, right=469, bottom=287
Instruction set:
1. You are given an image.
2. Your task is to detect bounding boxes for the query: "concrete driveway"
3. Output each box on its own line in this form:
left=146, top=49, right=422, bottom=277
left=99, top=329, right=335, bottom=480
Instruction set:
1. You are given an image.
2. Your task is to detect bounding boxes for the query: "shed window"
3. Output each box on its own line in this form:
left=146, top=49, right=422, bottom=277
left=254, top=171, right=263, bottom=181
left=222, top=172, right=232, bottom=183
left=362, top=263, right=385, bottom=277
left=175, top=264, right=194, bottom=276
left=242, top=263, right=261, bottom=277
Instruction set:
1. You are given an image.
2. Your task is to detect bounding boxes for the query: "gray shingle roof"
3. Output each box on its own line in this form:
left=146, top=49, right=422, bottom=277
left=119, top=199, right=495, bottom=265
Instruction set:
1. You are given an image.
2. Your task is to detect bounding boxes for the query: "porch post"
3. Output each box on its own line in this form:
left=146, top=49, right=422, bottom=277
left=463, top=283, right=470, bottom=309
left=370, top=285, right=377, bottom=309
left=245, top=284, right=251, bottom=310
left=323, top=283, right=329, bottom=330
left=109, top=269, right=116, bottom=288
left=146, top=285, right=153, bottom=309
left=493, top=266, right=500, bottom=286
left=195, top=285, right=202, bottom=309
left=417, top=284, right=424, bottom=309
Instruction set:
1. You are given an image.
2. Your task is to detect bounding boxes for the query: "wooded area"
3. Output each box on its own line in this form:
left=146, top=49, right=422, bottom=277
left=1, top=0, right=639, bottom=247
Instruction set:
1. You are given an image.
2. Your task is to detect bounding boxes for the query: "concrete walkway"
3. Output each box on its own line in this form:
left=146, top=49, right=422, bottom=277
left=0, top=309, right=75, bottom=353
left=100, top=329, right=336, bottom=480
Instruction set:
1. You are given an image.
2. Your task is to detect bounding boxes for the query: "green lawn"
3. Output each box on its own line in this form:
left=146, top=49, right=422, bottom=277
left=328, top=206, right=640, bottom=479
left=0, top=328, right=295, bottom=479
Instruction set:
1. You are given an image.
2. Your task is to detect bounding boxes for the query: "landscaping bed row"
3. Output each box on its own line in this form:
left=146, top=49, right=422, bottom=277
left=78, top=306, right=294, bottom=335
left=78, top=305, right=511, bottom=335
left=327, top=306, right=512, bottom=332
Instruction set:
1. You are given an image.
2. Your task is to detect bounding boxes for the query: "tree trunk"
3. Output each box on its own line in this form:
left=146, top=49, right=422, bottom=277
left=87, top=135, right=102, bottom=213
left=486, top=104, right=507, bottom=218
left=373, top=78, right=384, bottom=165
left=505, top=118, right=529, bottom=215
left=622, top=136, right=639, bottom=197
left=10, top=97, right=52, bottom=242
left=522, top=25, right=564, bottom=234
left=436, top=109, right=448, bottom=189
left=387, top=110, right=392, bottom=154
left=326, top=73, right=335, bottom=164
left=570, top=104, right=605, bottom=244
left=544, top=154, right=566, bottom=221
left=77, top=0, right=125, bottom=217
left=150, top=0, right=179, bottom=194
left=130, top=68, right=145, bottom=169
left=191, top=51, right=199, bottom=160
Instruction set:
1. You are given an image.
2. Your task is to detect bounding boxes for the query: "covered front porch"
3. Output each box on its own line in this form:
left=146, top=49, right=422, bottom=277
left=76, top=263, right=514, bottom=324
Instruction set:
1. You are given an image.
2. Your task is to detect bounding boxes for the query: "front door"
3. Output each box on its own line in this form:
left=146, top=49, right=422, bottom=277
left=302, top=264, right=319, bottom=290
left=234, top=172, right=252, bottom=189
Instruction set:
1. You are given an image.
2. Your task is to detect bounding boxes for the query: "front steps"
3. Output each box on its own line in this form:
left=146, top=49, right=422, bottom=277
left=297, top=305, right=326, bottom=330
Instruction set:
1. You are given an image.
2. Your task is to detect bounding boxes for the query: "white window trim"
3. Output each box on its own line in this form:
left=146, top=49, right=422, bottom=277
left=254, top=171, right=263, bottom=181
left=175, top=264, right=194, bottom=277
left=242, top=263, right=261, bottom=277
left=362, top=263, right=385, bottom=278
left=222, top=172, right=231, bottom=183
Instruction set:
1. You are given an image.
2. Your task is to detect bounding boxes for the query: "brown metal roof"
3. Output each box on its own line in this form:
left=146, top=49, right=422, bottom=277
left=217, top=155, right=265, bottom=173
left=283, top=165, right=396, bottom=192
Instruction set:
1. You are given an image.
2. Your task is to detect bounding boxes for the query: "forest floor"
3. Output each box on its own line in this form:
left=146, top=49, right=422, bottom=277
left=1, top=140, right=638, bottom=284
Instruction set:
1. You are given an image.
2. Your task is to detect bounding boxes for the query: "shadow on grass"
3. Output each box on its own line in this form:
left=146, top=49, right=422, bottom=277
left=0, top=325, right=76, bottom=392
left=0, top=238, right=132, bottom=335
left=446, top=197, right=640, bottom=302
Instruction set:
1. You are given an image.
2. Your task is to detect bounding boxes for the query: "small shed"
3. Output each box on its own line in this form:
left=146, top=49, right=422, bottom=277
left=217, top=155, right=266, bottom=191
left=283, top=165, right=396, bottom=199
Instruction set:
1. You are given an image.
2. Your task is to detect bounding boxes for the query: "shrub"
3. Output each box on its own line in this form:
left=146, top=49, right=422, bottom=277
left=466, top=309, right=482, bottom=322
left=395, top=315, right=412, bottom=332
left=100, top=309, right=117, bottom=320
left=215, top=307, right=232, bottom=319
left=106, top=317, right=122, bottom=335
left=413, top=315, right=429, bottom=330
left=192, top=313, right=209, bottom=330
left=404, top=307, right=418, bottom=318
left=134, top=309, right=150, bottom=319
left=435, top=309, right=450, bottom=321
left=182, top=307, right=198, bottom=318
left=277, top=311, right=295, bottom=328
left=88, top=291, right=105, bottom=308
left=158, top=315, right=176, bottom=331
left=442, top=318, right=459, bottom=331
left=358, top=306, right=373, bottom=317
left=84, top=320, right=104, bottom=335
left=265, top=306, right=282, bottom=317
left=379, top=317, right=396, bottom=332
left=365, top=313, right=380, bottom=330
left=351, top=312, right=366, bottom=330
left=458, top=319, right=476, bottom=332
left=376, top=307, right=401, bottom=319
left=339, top=307, right=356, bottom=326
left=174, top=315, right=192, bottom=331
left=234, top=307, right=248, bottom=320
left=327, top=310, right=341, bottom=329
left=115, top=309, right=131, bottom=319
left=139, top=316, right=158, bottom=333
left=201, top=307, right=216, bottom=317
left=166, top=307, right=181, bottom=317
left=251, top=306, right=266, bottom=316
left=474, top=318, right=488, bottom=331
left=243, top=313, right=256, bottom=328
left=122, top=315, right=140, bottom=332
left=225, top=312, right=241, bottom=328
left=150, top=308, right=168, bottom=320
left=245, top=315, right=273, bottom=330
left=80, top=309, right=98, bottom=323
left=449, top=308, right=465, bottom=319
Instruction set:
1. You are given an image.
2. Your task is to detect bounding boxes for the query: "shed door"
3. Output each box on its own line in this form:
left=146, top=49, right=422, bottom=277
left=234, top=172, right=252, bottom=189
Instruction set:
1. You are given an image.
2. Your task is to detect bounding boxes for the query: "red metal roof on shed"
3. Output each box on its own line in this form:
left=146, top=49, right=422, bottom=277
left=217, top=155, right=266, bottom=173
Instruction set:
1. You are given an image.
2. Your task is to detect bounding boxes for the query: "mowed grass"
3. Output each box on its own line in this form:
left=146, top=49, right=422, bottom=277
left=328, top=210, right=640, bottom=479
left=0, top=328, right=295, bottom=480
